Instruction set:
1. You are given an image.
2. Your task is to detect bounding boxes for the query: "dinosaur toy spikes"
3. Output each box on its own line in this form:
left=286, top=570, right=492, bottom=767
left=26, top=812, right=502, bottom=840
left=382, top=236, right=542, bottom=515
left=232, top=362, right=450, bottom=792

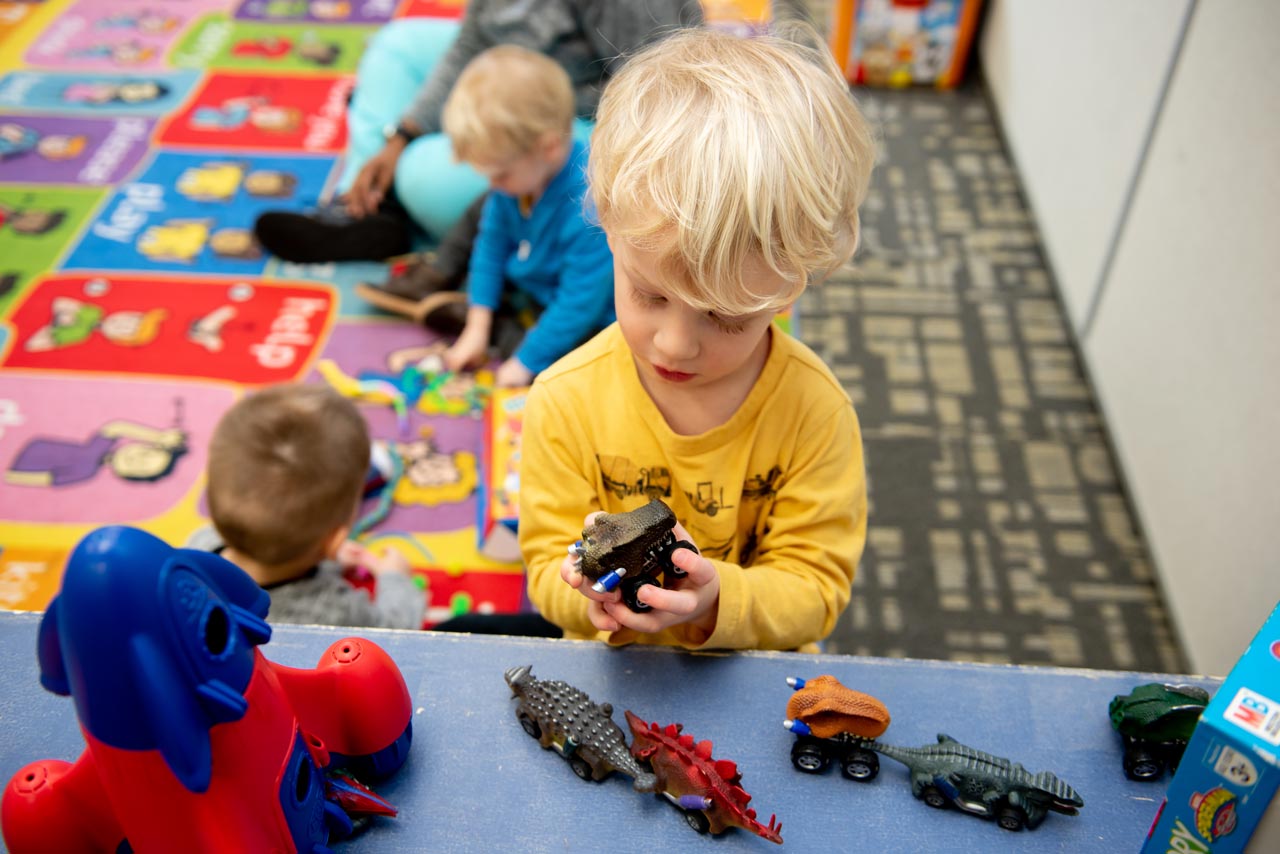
left=505, top=667, right=657, bottom=793
left=624, top=710, right=783, bottom=844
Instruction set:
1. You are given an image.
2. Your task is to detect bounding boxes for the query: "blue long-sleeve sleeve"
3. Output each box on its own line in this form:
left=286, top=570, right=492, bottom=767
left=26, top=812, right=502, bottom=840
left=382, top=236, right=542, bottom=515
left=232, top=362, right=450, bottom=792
left=514, top=219, right=614, bottom=373
left=462, top=139, right=615, bottom=373
left=465, top=194, right=515, bottom=311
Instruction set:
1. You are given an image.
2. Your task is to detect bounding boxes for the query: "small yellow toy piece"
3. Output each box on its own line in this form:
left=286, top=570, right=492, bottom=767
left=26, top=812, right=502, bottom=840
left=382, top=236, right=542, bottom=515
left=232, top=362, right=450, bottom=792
left=317, top=359, right=397, bottom=404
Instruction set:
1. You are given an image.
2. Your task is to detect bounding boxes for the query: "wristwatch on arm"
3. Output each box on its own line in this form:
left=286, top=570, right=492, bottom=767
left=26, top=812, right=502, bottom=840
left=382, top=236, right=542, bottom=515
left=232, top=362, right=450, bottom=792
left=383, top=122, right=421, bottom=146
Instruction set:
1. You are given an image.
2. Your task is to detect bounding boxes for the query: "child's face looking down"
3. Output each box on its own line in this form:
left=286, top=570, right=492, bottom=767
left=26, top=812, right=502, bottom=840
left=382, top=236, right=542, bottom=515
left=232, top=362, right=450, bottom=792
left=611, top=238, right=788, bottom=395
left=467, top=135, right=564, bottom=199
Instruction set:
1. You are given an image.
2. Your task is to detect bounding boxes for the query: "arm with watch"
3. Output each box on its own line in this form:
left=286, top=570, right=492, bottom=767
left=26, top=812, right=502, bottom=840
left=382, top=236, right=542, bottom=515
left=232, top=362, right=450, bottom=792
left=344, top=119, right=421, bottom=219
left=344, top=9, right=492, bottom=218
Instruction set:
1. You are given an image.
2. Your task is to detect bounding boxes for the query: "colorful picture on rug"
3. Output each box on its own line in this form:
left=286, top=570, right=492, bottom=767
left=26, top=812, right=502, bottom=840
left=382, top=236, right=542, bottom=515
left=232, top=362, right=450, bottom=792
left=21, top=0, right=221, bottom=71
left=174, top=14, right=373, bottom=72
left=0, top=185, right=103, bottom=316
left=0, top=114, right=153, bottom=183
left=0, top=373, right=232, bottom=525
left=234, top=0, right=397, bottom=25
left=62, top=150, right=335, bottom=274
left=156, top=70, right=351, bottom=151
left=3, top=273, right=335, bottom=385
left=0, top=69, right=202, bottom=114
left=0, top=0, right=541, bottom=628
left=399, top=0, right=467, bottom=20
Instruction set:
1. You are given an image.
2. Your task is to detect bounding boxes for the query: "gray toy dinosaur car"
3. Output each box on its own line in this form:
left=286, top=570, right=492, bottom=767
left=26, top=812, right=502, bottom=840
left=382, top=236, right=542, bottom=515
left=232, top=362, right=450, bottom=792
left=852, top=734, right=1084, bottom=831
left=504, top=665, right=656, bottom=791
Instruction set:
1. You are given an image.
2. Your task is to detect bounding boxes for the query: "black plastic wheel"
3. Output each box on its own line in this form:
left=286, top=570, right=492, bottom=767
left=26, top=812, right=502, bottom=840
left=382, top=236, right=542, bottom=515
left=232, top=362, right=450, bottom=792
left=1125, top=748, right=1163, bottom=781
left=568, top=755, right=594, bottom=781
left=684, top=809, right=711, bottom=834
left=997, top=805, right=1027, bottom=832
left=791, top=743, right=828, bottom=774
left=518, top=713, right=541, bottom=740
left=841, top=750, right=879, bottom=781
left=667, top=541, right=699, bottom=578
left=622, top=576, right=659, bottom=612
left=921, top=786, right=948, bottom=809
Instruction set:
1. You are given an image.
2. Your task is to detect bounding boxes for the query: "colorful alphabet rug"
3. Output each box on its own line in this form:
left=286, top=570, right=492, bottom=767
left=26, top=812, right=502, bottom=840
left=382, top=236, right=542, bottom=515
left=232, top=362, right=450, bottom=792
left=0, top=0, right=527, bottom=627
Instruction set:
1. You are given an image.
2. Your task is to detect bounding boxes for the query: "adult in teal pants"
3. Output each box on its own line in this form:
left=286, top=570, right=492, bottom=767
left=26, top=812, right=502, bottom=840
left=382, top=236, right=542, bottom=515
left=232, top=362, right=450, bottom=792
left=254, top=1, right=702, bottom=268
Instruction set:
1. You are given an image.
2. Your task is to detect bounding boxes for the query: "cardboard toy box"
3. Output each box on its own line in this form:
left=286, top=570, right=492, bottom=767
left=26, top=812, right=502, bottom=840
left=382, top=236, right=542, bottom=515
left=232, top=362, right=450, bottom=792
left=476, top=387, right=526, bottom=562
left=1142, top=603, right=1280, bottom=853
left=829, top=0, right=984, bottom=89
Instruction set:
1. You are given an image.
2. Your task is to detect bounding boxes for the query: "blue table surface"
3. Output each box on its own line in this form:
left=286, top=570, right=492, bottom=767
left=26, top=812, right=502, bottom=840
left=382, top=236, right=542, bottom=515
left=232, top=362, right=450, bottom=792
left=0, top=611, right=1221, bottom=853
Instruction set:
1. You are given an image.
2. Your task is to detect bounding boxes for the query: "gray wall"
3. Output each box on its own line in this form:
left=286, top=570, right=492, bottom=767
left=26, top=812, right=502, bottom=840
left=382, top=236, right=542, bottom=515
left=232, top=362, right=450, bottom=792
left=980, top=0, right=1280, bottom=674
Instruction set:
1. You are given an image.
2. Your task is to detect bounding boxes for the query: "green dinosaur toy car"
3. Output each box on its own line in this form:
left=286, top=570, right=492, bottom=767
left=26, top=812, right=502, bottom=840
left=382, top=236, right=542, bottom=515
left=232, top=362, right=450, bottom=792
left=849, top=734, right=1083, bottom=831
left=1108, top=682, right=1211, bottom=781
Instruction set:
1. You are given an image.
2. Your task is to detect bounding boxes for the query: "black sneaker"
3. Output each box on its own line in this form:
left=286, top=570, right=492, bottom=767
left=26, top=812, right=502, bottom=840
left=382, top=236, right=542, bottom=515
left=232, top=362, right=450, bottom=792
left=415, top=292, right=469, bottom=336
left=254, top=203, right=411, bottom=263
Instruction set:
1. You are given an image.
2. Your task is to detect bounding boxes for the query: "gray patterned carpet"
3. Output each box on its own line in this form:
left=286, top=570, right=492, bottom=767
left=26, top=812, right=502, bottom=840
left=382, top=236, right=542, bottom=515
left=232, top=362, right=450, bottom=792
left=803, top=86, right=1186, bottom=673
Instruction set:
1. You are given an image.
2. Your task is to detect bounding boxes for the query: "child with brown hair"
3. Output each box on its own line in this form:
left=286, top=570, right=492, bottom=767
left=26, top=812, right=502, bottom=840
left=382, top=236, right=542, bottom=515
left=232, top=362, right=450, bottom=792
left=519, top=27, right=876, bottom=652
left=189, top=383, right=426, bottom=629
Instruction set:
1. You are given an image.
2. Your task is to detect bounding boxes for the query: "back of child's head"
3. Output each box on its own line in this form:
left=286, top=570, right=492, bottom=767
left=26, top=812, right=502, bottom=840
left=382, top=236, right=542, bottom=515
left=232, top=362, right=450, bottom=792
left=443, top=44, right=575, bottom=163
left=589, top=26, right=876, bottom=315
left=207, top=383, right=370, bottom=570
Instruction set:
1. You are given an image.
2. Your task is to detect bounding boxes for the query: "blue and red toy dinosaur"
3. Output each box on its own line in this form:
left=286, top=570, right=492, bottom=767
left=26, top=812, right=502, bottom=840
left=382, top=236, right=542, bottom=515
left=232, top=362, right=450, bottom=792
left=1, top=526, right=413, bottom=853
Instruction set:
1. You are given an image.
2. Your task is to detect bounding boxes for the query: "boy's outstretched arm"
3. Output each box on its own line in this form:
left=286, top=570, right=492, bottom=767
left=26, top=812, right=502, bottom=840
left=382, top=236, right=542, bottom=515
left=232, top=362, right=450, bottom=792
left=518, top=380, right=608, bottom=637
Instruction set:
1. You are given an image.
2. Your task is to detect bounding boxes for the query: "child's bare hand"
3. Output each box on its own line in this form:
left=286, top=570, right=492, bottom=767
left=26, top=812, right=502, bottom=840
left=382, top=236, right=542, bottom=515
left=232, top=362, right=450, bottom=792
left=559, top=512, right=626, bottom=633
left=443, top=323, right=489, bottom=372
left=560, top=516, right=719, bottom=636
left=494, top=357, right=533, bottom=388
left=338, top=541, right=411, bottom=577
left=602, top=522, right=719, bottom=635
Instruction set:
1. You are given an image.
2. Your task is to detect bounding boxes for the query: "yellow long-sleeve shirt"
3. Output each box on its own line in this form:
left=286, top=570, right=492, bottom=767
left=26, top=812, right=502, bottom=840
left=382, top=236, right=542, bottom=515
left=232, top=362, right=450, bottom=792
left=519, top=324, right=866, bottom=651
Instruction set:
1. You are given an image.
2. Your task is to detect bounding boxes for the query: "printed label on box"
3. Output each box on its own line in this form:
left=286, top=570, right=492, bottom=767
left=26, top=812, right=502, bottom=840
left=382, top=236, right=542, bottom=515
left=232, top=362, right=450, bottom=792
left=1213, top=745, right=1260, bottom=788
left=1225, top=687, right=1280, bottom=746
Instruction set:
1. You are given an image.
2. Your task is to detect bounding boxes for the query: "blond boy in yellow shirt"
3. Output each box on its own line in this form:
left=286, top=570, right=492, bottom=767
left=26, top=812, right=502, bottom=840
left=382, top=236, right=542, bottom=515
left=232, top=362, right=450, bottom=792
left=518, top=28, right=876, bottom=652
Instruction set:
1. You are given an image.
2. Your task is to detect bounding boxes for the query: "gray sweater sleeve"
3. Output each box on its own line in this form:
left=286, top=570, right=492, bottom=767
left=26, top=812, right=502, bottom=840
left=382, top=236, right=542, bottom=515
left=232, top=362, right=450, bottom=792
left=259, top=564, right=427, bottom=630
left=398, top=0, right=497, bottom=136
left=184, top=527, right=426, bottom=631
left=398, top=0, right=703, bottom=135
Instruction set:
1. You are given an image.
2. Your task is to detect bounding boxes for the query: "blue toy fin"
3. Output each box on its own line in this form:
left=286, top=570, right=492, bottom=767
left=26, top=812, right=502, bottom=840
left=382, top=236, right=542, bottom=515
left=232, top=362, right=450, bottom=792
left=176, top=549, right=272, bottom=625
left=131, top=633, right=213, bottom=793
left=323, top=800, right=354, bottom=837
left=36, top=598, right=70, bottom=696
left=195, top=677, right=249, bottom=725
left=228, top=603, right=272, bottom=648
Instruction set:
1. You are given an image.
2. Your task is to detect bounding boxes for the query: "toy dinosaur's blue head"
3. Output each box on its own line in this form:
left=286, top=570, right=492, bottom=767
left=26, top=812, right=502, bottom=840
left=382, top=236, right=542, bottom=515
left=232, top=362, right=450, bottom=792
left=37, top=526, right=273, bottom=793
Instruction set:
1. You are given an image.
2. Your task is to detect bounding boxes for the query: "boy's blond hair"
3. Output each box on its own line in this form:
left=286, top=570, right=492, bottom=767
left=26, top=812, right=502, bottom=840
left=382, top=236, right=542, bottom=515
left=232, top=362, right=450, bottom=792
left=207, top=383, right=370, bottom=569
left=589, top=27, right=876, bottom=316
left=443, top=45, right=575, bottom=163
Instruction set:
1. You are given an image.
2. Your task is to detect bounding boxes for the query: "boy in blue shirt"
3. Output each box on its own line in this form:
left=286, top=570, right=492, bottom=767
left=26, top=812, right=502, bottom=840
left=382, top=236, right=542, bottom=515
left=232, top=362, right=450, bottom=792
left=364, top=45, right=614, bottom=388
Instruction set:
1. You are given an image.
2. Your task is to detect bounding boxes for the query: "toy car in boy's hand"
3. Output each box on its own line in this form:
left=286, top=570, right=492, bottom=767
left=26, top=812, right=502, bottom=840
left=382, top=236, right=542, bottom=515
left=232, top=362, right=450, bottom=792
left=1, top=526, right=413, bottom=854
left=568, top=499, right=699, bottom=612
